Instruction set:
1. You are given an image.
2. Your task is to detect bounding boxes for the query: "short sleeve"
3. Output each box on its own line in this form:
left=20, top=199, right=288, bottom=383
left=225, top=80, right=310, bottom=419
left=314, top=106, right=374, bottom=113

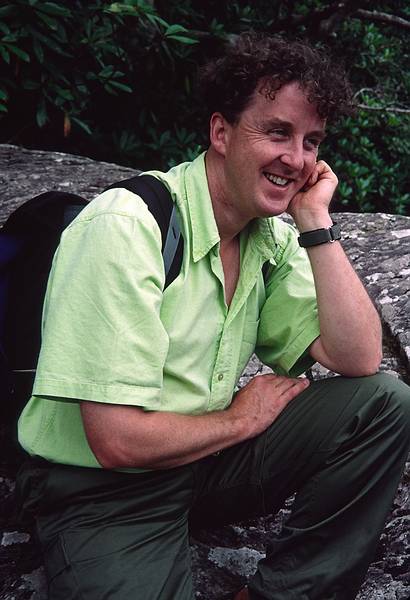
left=255, top=224, right=320, bottom=377
left=33, top=189, right=170, bottom=409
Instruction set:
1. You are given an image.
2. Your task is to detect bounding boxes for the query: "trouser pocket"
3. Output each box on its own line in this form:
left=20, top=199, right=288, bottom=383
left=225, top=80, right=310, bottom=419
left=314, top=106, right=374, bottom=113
left=44, top=533, right=84, bottom=600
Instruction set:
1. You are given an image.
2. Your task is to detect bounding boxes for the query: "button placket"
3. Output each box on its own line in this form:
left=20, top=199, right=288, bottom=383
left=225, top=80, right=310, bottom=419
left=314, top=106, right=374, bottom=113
left=210, top=326, right=232, bottom=408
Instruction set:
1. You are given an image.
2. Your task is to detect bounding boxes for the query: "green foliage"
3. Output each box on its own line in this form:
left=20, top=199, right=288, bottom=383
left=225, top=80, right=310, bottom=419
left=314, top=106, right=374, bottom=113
left=325, top=111, right=410, bottom=215
left=0, top=0, right=409, bottom=214
left=325, top=5, right=410, bottom=215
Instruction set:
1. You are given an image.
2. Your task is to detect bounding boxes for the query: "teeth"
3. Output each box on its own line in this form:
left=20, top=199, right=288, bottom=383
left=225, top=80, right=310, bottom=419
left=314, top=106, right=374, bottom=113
left=264, top=173, right=289, bottom=186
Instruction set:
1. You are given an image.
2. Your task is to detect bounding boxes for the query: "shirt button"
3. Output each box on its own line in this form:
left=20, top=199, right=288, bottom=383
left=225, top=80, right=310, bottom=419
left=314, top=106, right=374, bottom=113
left=217, top=373, right=224, bottom=381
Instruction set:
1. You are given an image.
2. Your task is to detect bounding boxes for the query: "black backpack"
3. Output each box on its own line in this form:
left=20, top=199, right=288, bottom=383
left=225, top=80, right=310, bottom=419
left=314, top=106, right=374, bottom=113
left=0, top=174, right=183, bottom=437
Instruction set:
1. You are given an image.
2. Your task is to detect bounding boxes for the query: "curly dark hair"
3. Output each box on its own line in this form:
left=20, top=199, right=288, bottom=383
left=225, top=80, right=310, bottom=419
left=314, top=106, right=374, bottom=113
left=199, top=32, right=353, bottom=124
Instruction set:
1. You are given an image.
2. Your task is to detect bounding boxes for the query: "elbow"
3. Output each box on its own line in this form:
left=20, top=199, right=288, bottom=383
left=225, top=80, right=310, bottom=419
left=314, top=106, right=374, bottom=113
left=340, top=364, right=379, bottom=378
left=338, top=349, right=382, bottom=378
left=93, top=448, right=141, bottom=470
left=89, top=440, right=126, bottom=470
left=359, top=345, right=383, bottom=376
left=86, top=434, right=135, bottom=470
left=90, top=438, right=161, bottom=470
left=81, top=402, right=155, bottom=470
left=318, top=341, right=382, bottom=378
left=95, top=451, right=122, bottom=470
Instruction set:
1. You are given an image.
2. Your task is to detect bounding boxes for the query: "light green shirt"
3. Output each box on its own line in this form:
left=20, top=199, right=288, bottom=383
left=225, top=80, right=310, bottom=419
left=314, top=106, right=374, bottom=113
left=18, top=152, right=320, bottom=468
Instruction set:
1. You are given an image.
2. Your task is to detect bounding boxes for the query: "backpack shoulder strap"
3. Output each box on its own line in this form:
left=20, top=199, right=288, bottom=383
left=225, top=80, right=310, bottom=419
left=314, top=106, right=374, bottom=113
left=105, top=174, right=183, bottom=288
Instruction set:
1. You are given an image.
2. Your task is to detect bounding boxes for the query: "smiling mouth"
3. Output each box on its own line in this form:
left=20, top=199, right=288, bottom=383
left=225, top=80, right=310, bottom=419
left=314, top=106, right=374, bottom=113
left=263, top=172, right=291, bottom=187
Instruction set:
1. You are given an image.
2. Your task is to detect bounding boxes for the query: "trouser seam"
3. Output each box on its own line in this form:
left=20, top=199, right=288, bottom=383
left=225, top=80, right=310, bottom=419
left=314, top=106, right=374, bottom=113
left=258, top=429, right=269, bottom=516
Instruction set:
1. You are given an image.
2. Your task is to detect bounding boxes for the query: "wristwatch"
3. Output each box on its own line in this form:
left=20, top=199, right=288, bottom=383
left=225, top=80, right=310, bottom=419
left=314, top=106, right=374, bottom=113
left=298, top=223, right=341, bottom=248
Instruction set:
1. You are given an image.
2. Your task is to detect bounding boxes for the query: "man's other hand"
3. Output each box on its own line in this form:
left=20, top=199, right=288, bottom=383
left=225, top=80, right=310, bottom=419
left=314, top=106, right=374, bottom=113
left=229, top=374, right=310, bottom=439
left=288, top=159, right=337, bottom=231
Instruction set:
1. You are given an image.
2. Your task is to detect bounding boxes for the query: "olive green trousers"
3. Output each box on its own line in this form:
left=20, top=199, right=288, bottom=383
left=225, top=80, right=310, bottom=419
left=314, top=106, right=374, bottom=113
left=16, top=373, right=410, bottom=600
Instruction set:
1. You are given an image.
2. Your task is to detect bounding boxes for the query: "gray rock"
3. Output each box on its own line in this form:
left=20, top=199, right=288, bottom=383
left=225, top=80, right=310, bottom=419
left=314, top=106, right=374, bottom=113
left=0, top=144, right=137, bottom=215
left=1, top=145, right=409, bottom=600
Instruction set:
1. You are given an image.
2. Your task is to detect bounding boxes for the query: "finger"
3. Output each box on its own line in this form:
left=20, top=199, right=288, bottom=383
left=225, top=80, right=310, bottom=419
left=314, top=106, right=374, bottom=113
left=269, top=376, right=310, bottom=397
left=315, top=160, right=337, bottom=181
left=316, top=159, right=331, bottom=172
left=309, top=166, right=320, bottom=186
left=275, top=377, right=310, bottom=399
left=256, top=374, right=308, bottom=387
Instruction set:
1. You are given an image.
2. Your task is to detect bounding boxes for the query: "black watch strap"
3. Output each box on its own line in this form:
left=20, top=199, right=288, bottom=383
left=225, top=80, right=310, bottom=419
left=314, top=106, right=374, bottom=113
left=298, top=223, right=341, bottom=248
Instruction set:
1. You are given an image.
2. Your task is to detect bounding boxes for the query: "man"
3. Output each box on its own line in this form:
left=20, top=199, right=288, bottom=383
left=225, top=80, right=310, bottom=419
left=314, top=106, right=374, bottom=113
left=17, top=33, right=410, bottom=599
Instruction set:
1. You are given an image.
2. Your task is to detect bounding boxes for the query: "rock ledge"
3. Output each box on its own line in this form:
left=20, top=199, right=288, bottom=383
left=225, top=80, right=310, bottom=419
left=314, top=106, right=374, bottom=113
left=1, top=145, right=409, bottom=600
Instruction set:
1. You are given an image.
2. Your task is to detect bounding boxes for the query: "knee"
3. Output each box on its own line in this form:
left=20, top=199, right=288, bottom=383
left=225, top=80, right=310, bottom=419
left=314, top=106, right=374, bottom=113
left=368, top=372, right=410, bottom=437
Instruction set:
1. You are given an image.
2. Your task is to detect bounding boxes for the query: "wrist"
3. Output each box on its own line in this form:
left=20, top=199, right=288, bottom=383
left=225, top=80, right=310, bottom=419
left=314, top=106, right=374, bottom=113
left=298, top=223, right=341, bottom=248
left=292, top=210, right=333, bottom=233
left=226, top=401, right=253, bottom=441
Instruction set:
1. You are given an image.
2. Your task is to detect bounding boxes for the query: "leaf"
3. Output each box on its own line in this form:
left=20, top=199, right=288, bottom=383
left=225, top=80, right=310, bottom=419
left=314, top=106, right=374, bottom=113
left=108, top=80, right=132, bottom=93
left=43, top=61, right=69, bottom=84
left=1, top=34, right=18, bottom=43
left=32, top=38, right=44, bottom=63
left=166, top=35, right=198, bottom=45
left=40, top=2, right=72, bottom=17
left=35, top=11, right=59, bottom=30
left=22, top=79, right=40, bottom=90
left=0, top=22, right=10, bottom=35
left=55, top=86, right=74, bottom=100
left=160, top=40, right=173, bottom=63
left=29, top=27, right=72, bottom=56
left=165, top=24, right=188, bottom=36
left=160, top=130, right=171, bottom=144
left=104, top=82, right=118, bottom=95
left=0, top=103, right=8, bottom=113
left=6, top=44, right=30, bottom=62
left=0, top=45, right=10, bottom=64
left=145, top=13, right=168, bottom=28
left=36, top=98, right=48, bottom=127
left=0, top=6, right=18, bottom=18
left=0, top=88, right=7, bottom=100
left=54, top=23, right=68, bottom=44
left=71, top=116, right=92, bottom=135
left=107, top=3, right=138, bottom=16
left=99, top=65, right=115, bottom=78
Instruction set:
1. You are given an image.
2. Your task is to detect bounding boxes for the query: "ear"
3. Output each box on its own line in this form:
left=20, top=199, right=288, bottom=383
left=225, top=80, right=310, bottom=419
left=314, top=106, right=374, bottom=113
left=209, top=112, right=231, bottom=157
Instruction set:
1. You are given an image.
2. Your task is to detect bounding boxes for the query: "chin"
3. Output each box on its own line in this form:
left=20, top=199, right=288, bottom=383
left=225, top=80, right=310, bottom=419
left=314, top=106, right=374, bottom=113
left=260, top=199, right=291, bottom=218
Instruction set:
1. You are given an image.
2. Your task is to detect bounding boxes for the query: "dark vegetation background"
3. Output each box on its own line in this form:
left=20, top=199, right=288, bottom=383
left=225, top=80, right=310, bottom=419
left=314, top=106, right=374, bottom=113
left=0, top=0, right=409, bottom=215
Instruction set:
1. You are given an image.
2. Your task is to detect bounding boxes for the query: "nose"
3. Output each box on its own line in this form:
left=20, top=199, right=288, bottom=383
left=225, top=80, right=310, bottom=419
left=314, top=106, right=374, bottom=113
left=280, top=139, right=304, bottom=172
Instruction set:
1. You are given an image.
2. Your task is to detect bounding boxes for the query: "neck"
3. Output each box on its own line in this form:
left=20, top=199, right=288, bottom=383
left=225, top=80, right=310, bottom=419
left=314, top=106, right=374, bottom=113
left=205, top=148, right=250, bottom=244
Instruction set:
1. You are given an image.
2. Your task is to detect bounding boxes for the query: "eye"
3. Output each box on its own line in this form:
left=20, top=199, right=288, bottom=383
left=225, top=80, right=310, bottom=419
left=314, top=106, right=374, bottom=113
left=305, top=138, right=321, bottom=150
left=268, top=128, right=288, bottom=138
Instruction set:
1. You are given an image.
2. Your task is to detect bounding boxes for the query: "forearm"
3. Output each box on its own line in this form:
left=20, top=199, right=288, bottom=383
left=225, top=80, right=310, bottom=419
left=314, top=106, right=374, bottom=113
left=81, top=402, right=247, bottom=470
left=294, top=211, right=382, bottom=375
left=81, top=374, right=309, bottom=470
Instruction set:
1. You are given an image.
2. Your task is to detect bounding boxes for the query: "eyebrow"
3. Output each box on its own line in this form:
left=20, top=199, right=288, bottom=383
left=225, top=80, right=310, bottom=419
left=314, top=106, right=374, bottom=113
left=259, top=118, right=327, bottom=141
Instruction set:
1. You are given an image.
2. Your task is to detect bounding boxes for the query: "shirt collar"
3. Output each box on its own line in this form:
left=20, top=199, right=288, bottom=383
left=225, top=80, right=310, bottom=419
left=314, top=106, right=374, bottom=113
left=247, top=218, right=280, bottom=264
left=184, top=152, right=285, bottom=265
left=184, top=152, right=220, bottom=262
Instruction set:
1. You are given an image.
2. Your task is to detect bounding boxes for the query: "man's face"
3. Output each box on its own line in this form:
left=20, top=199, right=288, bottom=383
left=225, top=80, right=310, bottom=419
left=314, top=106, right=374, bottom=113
left=220, top=81, right=326, bottom=221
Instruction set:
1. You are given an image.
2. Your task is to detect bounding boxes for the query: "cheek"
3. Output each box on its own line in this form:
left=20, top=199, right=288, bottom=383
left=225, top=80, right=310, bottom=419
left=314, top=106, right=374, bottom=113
left=303, top=156, right=317, bottom=179
left=295, top=159, right=316, bottom=192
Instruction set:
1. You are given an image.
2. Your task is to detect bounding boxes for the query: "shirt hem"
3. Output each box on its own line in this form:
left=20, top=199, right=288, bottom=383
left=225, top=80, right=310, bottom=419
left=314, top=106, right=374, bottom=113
left=33, top=378, right=162, bottom=408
